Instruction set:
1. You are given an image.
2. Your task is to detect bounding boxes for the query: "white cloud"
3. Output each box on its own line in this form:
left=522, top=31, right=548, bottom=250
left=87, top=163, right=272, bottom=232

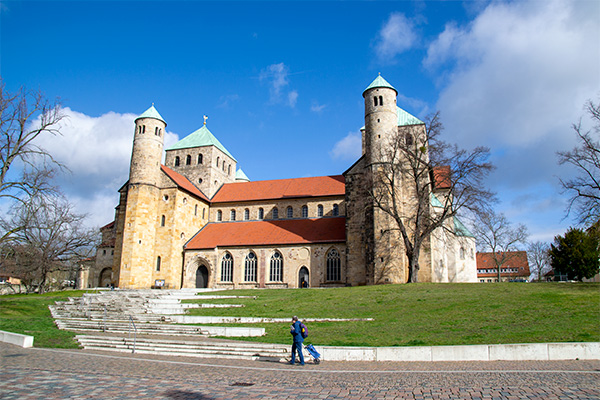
left=32, top=107, right=180, bottom=228
left=259, top=62, right=298, bottom=107
left=424, top=0, right=599, bottom=237
left=330, top=131, right=362, bottom=161
left=288, top=90, right=298, bottom=108
left=374, top=12, right=418, bottom=61
left=311, top=102, right=327, bottom=113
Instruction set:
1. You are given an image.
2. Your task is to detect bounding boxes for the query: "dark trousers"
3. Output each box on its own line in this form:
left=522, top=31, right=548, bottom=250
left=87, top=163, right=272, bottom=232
left=291, top=341, right=304, bottom=364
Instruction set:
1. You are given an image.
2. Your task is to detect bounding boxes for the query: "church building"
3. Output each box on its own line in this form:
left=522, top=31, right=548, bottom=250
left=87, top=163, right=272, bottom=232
left=87, top=76, right=477, bottom=290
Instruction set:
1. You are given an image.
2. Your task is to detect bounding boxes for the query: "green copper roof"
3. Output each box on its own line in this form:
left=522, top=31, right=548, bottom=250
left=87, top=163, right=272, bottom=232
left=135, top=105, right=166, bottom=124
left=397, top=106, right=424, bottom=126
left=454, top=217, right=475, bottom=238
left=363, top=74, right=397, bottom=96
left=431, top=193, right=444, bottom=208
left=235, top=168, right=250, bottom=182
left=166, top=125, right=237, bottom=162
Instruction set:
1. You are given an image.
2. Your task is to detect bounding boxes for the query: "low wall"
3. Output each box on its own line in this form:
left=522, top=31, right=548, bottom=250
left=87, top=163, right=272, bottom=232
left=0, top=330, right=34, bottom=348
left=319, top=342, right=600, bottom=362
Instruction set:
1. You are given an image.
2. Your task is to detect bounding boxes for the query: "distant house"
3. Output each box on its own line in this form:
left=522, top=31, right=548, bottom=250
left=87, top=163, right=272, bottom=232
left=0, top=274, right=21, bottom=285
left=476, top=251, right=530, bottom=282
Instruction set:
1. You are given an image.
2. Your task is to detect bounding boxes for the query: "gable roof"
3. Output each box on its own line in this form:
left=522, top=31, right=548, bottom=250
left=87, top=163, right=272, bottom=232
left=476, top=251, right=530, bottom=277
left=166, top=125, right=236, bottom=161
left=397, top=106, right=424, bottom=126
left=185, top=217, right=346, bottom=250
left=161, top=165, right=210, bottom=202
left=211, top=175, right=345, bottom=203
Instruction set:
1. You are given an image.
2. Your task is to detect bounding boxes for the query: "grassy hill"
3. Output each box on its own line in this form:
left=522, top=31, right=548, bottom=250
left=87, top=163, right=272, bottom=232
left=0, top=283, right=598, bottom=348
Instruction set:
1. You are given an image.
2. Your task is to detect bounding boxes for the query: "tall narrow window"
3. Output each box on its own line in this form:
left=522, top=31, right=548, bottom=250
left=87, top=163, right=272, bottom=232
left=287, top=206, right=293, bottom=219
left=302, top=205, right=308, bottom=218
left=198, top=154, right=203, bottom=164
left=160, top=215, right=165, bottom=227
left=230, top=210, right=236, bottom=221
left=155, top=127, right=158, bottom=135
left=142, top=125, right=146, bottom=133
left=272, top=207, right=279, bottom=219
left=217, top=210, right=222, bottom=221
left=194, top=205, right=198, bottom=216
left=333, top=204, right=339, bottom=216
left=174, top=156, right=180, bottom=167
left=379, top=96, right=383, bottom=106
left=186, top=155, right=192, bottom=165
left=221, top=253, right=233, bottom=282
left=326, top=249, right=341, bottom=281
left=244, top=252, right=257, bottom=282
left=202, top=208, right=205, bottom=219
left=228, top=165, right=231, bottom=175
left=156, top=256, right=161, bottom=272
left=244, top=208, right=250, bottom=220
left=216, top=157, right=220, bottom=167
left=270, top=252, right=283, bottom=282
left=258, top=208, right=264, bottom=220
left=373, top=96, right=378, bottom=107
left=317, top=205, right=324, bottom=217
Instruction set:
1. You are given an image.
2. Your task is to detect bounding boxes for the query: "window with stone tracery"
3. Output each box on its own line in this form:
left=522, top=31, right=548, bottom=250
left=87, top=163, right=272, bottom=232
left=244, top=252, right=257, bottom=282
left=270, top=252, right=283, bottom=282
left=326, top=249, right=341, bottom=282
left=221, top=253, right=233, bottom=282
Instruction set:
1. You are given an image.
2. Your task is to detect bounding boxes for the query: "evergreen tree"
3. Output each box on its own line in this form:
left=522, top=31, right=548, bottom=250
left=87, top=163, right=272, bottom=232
left=549, top=227, right=600, bottom=281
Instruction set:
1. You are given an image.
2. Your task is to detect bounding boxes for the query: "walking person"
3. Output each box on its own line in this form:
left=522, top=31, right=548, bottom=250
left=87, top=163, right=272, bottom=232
left=289, top=316, right=305, bottom=365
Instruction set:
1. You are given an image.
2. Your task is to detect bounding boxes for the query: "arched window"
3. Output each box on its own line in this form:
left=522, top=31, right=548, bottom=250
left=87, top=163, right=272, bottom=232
left=326, top=249, right=341, bottom=281
left=228, top=165, right=231, bottom=175
left=318, top=205, right=324, bottom=217
left=221, top=253, right=233, bottom=282
left=244, top=208, right=250, bottom=220
left=160, top=215, right=165, bottom=227
left=460, top=247, right=465, bottom=260
left=194, top=205, right=198, bottom=216
left=216, top=157, right=220, bottom=167
left=373, top=96, right=378, bottom=107
left=258, top=208, right=264, bottom=220
left=405, top=133, right=413, bottom=147
left=244, top=252, right=257, bottom=282
left=217, top=210, right=222, bottom=222
left=302, top=205, right=308, bottom=218
left=174, top=156, right=180, bottom=167
left=202, top=208, right=205, bottom=219
left=333, top=204, right=339, bottom=216
left=272, top=207, right=279, bottom=219
left=158, top=128, right=161, bottom=137
left=270, top=251, right=283, bottom=282
left=198, top=154, right=203, bottom=164
left=142, top=125, right=146, bottom=134
left=186, top=155, right=192, bottom=165
left=156, top=256, right=161, bottom=272
left=287, top=206, right=293, bottom=219
left=155, top=127, right=158, bottom=135
left=230, top=210, right=236, bottom=221
left=379, top=96, right=383, bottom=106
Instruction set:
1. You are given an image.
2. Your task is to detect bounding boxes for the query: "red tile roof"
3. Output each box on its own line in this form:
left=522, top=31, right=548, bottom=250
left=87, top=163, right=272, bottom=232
left=476, top=251, right=530, bottom=277
left=186, top=217, right=346, bottom=250
left=433, top=166, right=451, bottom=190
left=211, top=175, right=345, bottom=203
left=161, top=165, right=210, bottom=202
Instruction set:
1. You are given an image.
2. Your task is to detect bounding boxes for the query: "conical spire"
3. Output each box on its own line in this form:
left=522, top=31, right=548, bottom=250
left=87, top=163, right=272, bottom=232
left=363, top=74, right=397, bottom=97
left=135, top=104, right=166, bottom=125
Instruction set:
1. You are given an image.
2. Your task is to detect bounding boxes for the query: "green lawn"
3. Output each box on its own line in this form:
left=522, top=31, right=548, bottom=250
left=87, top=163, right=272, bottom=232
left=0, top=283, right=598, bottom=348
left=0, top=290, right=89, bottom=348
left=183, top=283, right=600, bottom=347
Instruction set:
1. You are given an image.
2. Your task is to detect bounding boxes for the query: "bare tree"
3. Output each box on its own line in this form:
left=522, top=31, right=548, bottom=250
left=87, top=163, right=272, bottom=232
left=0, top=192, right=98, bottom=293
left=558, top=99, right=600, bottom=226
left=370, top=112, right=495, bottom=282
left=527, top=241, right=551, bottom=281
left=472, top=211, right=529, bottom=281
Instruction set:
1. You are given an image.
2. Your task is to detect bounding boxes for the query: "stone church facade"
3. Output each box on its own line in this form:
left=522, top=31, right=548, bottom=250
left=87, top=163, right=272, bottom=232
left=87, top=76, right=477, bottom=290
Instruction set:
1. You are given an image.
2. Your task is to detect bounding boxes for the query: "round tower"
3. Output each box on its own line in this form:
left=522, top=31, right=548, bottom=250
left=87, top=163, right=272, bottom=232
left=129, top=105, right=167, bottom=187
left=363, top=74, right=398, bottom=166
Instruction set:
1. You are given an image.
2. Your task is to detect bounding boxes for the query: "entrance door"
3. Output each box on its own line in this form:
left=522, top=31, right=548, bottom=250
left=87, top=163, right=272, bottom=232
left=195, top=265, right=209, bottom=288
left=99, top=268, right=112, bottom=288
left=298, top=266, right=309, bottom=288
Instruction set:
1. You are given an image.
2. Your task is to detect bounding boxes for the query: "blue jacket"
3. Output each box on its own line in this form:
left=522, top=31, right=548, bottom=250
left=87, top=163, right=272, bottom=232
left=290, top=321, right=304, bottom=343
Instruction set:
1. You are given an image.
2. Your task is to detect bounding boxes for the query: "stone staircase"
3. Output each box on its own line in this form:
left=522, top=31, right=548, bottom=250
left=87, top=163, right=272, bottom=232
left=75, top=334, right=289, bottom=361
left=51, top=289, right=285, bottom=361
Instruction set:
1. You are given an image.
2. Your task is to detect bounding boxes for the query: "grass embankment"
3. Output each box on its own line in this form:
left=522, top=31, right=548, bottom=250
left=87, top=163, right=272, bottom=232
left=183, top=283, right=600, bottom=347
left=0, top=284, right=598, bottom=348
left=0, top=290, right=89, bottom=348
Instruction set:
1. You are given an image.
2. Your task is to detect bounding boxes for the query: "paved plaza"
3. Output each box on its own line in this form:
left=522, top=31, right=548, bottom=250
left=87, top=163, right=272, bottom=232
left=1, top=342, right=599, bottom=399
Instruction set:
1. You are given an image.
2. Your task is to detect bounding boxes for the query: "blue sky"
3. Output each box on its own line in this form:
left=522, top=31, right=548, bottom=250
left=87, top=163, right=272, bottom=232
left=1, top=0, right=599, bottom=243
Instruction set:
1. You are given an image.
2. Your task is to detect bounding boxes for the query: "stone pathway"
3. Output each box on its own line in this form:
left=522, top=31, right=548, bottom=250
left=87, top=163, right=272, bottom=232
left=1, top=342, right=599, bottom=399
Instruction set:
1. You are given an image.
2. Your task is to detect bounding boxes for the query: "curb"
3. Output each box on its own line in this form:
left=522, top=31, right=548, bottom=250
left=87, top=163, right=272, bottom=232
left=0, top=330, right=34, bottom=348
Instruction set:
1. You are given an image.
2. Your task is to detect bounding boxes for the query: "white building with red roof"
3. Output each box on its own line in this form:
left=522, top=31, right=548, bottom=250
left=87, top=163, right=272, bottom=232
left=91, top=76, right=477, bottom=290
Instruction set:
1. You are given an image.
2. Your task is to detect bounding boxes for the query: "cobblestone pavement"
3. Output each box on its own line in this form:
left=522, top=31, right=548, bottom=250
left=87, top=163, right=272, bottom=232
left=1, top=342, right=599, bottom=399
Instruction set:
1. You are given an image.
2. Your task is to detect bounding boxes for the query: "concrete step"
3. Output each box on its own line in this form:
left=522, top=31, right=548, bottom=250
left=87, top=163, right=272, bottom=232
left=75, top=335, right=289, bottom=361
